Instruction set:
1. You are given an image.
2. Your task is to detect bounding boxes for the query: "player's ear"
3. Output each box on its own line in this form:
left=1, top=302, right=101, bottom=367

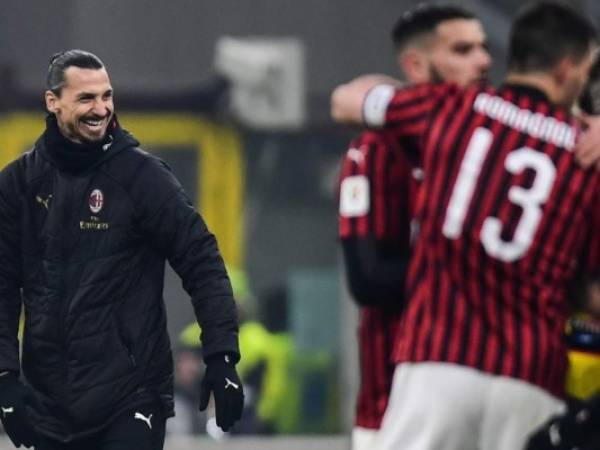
left=554, top=56, right=575, bottom=84
left=45, top=90, right=60, bottom=114
left=399, top=49, right=428, bottom=84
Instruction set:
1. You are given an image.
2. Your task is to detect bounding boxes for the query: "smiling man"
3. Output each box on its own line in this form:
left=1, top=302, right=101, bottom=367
left=0, top=50, right=244, bottom=450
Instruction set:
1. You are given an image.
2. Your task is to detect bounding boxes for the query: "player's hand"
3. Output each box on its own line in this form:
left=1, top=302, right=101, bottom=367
left=575, top=114, right=600, bottom=171
left=198, top=354, right=244, bottom=432
left=524, top=394, right=600, bottom=449
left=0, top=373, right=39, bottom=448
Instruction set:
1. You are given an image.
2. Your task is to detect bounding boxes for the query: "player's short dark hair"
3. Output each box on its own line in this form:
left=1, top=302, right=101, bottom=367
left=46, top=49, right=105, bottom=96
left=391, top=3, right=476, bottom=52
left=508, top=1, right=597, bottom=73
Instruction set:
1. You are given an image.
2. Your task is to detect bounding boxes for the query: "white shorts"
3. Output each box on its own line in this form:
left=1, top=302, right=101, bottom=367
left=351, top=426, right=379, bottom=450
left=377, top=362, right=565, bottom=450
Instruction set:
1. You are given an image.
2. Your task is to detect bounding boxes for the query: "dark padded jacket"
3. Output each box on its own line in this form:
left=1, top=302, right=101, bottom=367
left=0, top=125, right=239, bottom=443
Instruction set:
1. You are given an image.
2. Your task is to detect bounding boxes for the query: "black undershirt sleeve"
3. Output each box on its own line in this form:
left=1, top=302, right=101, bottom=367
left=341, top=236, right=408, bottom=308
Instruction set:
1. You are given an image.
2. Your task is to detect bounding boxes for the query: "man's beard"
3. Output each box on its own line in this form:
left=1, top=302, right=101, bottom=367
left=428, top=64, right=445, bottom=84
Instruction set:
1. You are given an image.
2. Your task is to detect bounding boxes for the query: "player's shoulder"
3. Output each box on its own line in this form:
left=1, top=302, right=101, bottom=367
left=103, top=146, right=179, bottom=198
left=412, top=80, right=466, bottom=99
left=345, top=130, right=400, bottom=159
left=110, top=145, right=171, bottom=175
left=0, top=147, right=50, bottom=195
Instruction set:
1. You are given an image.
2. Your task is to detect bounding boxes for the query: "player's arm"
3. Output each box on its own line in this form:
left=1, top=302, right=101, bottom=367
left=132, top=157, right=239, bottom=361
left=338, top=133, right=410, bottom=307
left=331, top=74, right=402, bottom=125
left=0, top=163, right=23, bottom=374
left=331, top=76, right=450, bottom=140
left=341, top=238, right=408, bottom=307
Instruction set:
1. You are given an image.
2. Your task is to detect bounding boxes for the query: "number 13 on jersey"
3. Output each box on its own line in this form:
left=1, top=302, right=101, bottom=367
left=442, top=127, right=556, bottom=262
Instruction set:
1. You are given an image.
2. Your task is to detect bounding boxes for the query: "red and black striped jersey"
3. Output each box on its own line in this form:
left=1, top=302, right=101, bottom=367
left=338, top=130, right=415, bottom=428
left=339, top=130, right=415, bottom=243
left=364, top=82, right=600, bottom=397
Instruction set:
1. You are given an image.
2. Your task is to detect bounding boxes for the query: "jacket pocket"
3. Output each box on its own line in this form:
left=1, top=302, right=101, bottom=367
left=114, top=316, right=137, bottom=368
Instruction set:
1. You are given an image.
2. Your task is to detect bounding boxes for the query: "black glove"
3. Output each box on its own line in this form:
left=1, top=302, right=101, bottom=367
left=198, top=354, right=244, bottom=432
left=0, top=373, right=38, bottom=448
left=525, top=394, right=600, bottom=450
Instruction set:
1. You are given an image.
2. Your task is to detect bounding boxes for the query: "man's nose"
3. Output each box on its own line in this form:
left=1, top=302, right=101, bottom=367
left=477, top=48, right=492, bottom=71
left=91, top=99, right=110, bottom=116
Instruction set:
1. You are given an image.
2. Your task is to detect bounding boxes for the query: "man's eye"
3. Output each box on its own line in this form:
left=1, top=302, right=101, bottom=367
left=454, top=45, right=473, bottom=55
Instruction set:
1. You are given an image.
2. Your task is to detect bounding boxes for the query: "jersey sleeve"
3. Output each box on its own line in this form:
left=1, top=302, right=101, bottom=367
left=338, top=131, right=411, bottom=241
left=363, top=82, right=458, bottom=142
left=338, top=131, right=413, bottom=307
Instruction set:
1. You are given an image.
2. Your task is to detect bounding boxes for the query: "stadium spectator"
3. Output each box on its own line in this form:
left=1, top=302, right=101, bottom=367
left=167, top=343, right=207, bottom=436
left=332, top=1, right=600, bottom=449
left=0, top=49, right=243, bottom=450
left=337, top=4, right=490, bottom=450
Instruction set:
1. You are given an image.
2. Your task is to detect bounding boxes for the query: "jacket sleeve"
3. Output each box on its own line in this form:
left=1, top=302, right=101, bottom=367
left=131, top=156, right=239, bottom=362
left=0, top=163, right=23, bottom=373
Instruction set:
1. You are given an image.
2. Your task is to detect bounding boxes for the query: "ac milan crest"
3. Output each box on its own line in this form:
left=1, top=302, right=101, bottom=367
left=89, top=189, right=104, bottom=214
